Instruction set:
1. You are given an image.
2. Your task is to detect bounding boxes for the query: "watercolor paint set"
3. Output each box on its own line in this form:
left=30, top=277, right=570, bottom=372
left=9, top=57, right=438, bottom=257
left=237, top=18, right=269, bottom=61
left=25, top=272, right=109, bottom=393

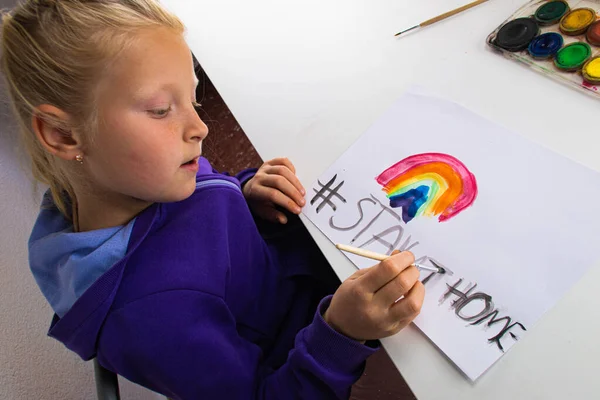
left=487, top=0, right=600, bottom=98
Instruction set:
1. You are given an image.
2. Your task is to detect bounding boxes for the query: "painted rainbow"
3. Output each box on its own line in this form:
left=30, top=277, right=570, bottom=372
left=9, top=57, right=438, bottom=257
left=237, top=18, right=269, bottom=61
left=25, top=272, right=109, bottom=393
left=376, top=153, right=478, bottom=223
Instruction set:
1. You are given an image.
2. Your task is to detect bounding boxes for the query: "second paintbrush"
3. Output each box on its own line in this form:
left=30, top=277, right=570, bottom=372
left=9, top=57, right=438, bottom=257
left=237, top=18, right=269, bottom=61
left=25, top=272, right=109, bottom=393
left=335, top=244, right=446, bottom=274
left=395, top=0, right=489, bottom=37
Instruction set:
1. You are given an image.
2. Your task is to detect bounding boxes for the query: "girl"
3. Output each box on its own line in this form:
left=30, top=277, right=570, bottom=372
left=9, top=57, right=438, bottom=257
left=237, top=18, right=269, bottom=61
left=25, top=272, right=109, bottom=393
left=1, top=1, right=425, bottom=399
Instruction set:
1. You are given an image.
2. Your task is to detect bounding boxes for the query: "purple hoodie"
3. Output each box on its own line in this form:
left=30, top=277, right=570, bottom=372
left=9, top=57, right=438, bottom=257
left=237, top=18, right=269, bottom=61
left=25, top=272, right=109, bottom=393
left=30, top=158, right=378, bottom=399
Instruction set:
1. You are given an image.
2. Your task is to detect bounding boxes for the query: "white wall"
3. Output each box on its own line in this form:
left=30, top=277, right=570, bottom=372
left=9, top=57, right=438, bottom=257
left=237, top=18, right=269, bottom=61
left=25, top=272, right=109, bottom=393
left=0, top=1, right=161, bottom=398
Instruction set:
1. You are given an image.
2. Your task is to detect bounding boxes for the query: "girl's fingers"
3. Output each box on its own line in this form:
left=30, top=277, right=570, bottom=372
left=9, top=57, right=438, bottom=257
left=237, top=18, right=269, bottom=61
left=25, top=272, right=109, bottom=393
left=389, top=281, right=425, bottom=320
left=260, top=174, right=305, bottom=208
left=346, top=266, right=371, bottom=281
left=265, top=157, right=296, bottom=174
left=264, top=164, right=305, bottom=196
left=359, top=252, right=415, bottom=293
left=373, top=266, right=420, bottom=307
left=252, top=185, right=302, bottom=214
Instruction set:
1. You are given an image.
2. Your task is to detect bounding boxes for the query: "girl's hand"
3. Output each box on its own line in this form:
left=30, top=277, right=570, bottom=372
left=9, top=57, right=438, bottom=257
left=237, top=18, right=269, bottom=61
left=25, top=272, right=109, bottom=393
left=243, top=158, right=306, bottom=224
left=323, top=251, right=425, bottom=342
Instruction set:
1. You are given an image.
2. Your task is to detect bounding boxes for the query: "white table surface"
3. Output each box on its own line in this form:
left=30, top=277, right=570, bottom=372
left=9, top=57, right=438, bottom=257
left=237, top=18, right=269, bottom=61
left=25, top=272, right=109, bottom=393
left=163, top=1, right=600, bottom=398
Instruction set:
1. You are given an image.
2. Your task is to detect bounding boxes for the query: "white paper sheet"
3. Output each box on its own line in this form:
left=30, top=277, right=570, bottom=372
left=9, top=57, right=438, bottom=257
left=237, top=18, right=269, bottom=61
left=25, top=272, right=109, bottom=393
left=302, top=90, right=600, bottom=380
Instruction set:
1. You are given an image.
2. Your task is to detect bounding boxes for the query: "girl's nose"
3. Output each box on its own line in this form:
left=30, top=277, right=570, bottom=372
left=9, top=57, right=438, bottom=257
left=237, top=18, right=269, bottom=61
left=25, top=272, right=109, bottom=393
left=185, top=107, right=209, bottom=142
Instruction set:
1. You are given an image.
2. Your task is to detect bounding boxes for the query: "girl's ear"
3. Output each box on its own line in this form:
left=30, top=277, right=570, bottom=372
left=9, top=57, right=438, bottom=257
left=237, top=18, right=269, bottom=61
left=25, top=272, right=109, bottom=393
left=32, top=104, right=84, bottom=161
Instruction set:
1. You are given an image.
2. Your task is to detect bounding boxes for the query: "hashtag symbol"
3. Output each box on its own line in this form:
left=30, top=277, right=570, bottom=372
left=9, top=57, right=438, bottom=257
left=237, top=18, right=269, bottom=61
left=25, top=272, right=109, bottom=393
left=310, top=174, right=347, bottom=213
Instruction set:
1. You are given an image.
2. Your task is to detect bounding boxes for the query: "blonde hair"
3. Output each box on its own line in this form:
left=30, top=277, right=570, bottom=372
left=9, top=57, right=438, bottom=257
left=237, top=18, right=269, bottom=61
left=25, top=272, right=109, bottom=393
left=1, top=0, right=184, bottom=217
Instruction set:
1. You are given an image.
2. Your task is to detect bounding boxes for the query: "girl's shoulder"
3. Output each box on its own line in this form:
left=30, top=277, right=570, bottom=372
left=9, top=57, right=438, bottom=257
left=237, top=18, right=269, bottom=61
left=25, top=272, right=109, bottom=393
left=112, top=161, right=265, bottom=305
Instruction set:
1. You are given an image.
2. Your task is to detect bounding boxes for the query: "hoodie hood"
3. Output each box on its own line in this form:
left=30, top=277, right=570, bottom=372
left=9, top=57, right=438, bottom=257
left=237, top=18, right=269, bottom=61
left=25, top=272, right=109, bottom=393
left=28, top=192, right=158, bottom=360
left=27, top=158, right=234, bottom=361
left=29, top=193, right=135, bottom=318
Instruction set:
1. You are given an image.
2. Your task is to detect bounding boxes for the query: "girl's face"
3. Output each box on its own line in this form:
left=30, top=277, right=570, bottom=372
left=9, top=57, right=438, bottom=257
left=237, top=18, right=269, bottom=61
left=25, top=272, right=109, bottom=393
left=85, top=27, right=207, bottom=204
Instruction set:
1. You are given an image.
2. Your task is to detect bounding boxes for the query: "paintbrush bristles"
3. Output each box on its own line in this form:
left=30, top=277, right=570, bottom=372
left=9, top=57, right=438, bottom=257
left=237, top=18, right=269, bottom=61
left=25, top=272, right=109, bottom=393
left=394, top=25, right=418, bottom=37
left=394, top=0, right=489, bottom=37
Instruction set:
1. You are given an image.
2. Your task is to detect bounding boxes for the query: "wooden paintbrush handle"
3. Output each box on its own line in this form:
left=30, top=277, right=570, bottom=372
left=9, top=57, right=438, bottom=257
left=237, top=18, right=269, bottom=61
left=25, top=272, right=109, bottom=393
left=336, top=244, right=388, bottom=261
left=420, top=0, right=488, bottom=27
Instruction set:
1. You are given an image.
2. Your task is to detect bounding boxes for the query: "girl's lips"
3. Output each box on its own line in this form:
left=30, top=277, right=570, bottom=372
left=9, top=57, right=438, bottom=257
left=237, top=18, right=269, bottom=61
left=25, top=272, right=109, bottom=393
left=180, top=157, right=199, bottom=172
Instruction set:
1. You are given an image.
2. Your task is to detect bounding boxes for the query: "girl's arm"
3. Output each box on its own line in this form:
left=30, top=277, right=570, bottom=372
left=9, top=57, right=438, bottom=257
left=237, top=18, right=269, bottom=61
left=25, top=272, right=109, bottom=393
left=97, top=289, right=376, bottom=400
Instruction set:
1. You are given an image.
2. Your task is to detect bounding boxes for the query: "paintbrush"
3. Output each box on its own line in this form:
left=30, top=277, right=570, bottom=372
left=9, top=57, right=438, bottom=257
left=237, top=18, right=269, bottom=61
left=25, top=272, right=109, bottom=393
left=335, top=244, right=446, bottom=274
left=395, top=0, right=489, bottom=37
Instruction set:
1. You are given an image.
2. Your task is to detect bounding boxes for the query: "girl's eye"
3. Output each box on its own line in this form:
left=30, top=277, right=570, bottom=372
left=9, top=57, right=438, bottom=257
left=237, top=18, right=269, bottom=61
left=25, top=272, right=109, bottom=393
left=150, top=106, right=171, bottom=118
